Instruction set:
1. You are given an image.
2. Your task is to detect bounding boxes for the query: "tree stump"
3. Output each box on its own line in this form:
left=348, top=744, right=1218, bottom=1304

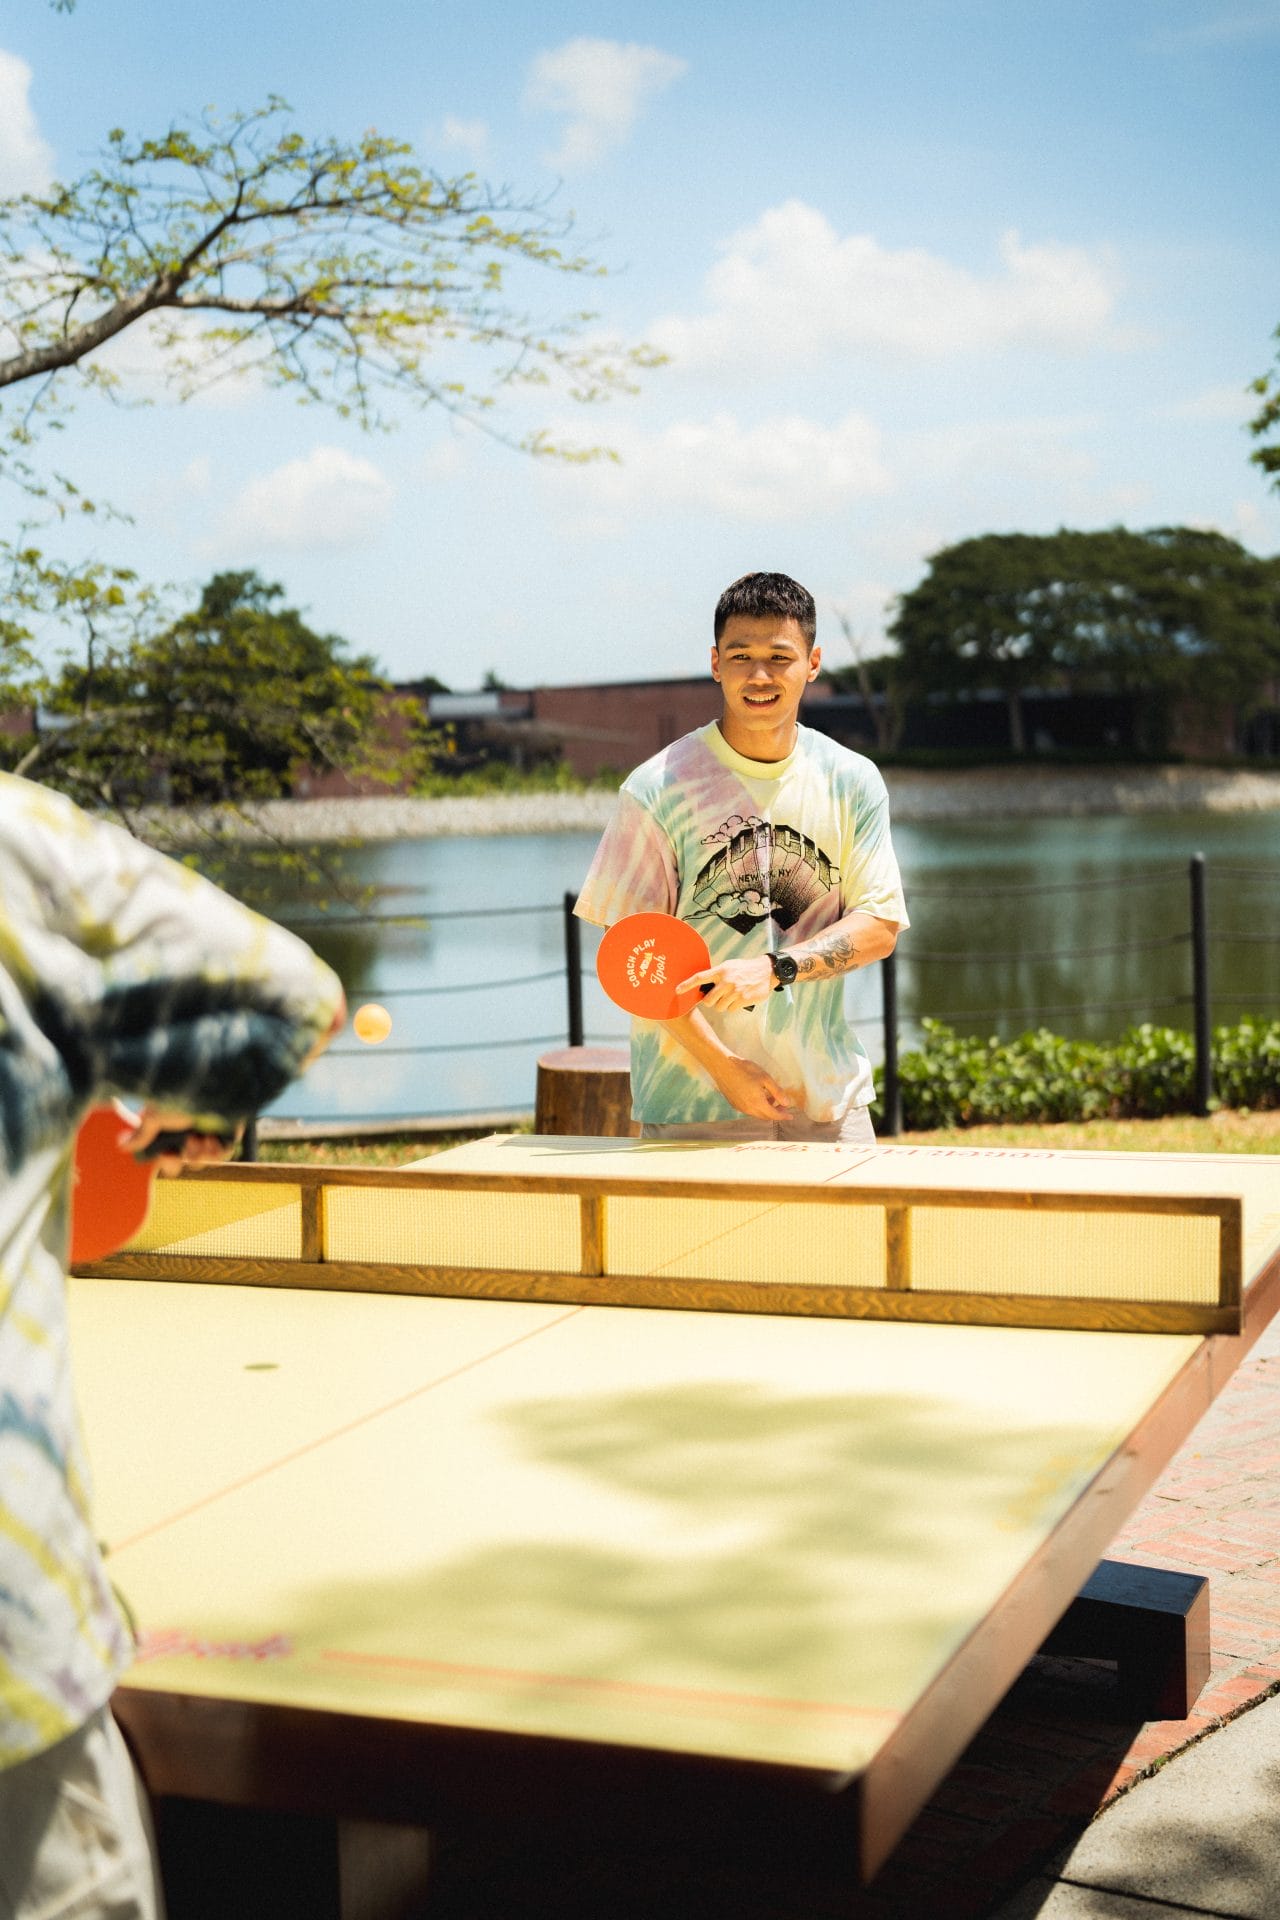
left=535, top=1046, right=638, bottom=1138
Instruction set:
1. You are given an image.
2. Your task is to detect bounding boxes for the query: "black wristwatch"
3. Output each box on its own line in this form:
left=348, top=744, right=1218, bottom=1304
left=769, top=950, right=799, bottom=988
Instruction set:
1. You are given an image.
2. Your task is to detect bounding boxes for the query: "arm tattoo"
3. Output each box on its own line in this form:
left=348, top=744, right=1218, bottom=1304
left=794, top=929, right=862, bottom=978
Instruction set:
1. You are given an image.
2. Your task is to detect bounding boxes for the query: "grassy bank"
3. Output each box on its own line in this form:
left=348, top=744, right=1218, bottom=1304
left=257, top=1108, right=1280, bottom=1168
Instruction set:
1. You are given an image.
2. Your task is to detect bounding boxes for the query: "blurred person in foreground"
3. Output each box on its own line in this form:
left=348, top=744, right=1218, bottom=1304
left=577, top=572, right=907, bottom=1141
left=0, top=770, right=344, bottom=1919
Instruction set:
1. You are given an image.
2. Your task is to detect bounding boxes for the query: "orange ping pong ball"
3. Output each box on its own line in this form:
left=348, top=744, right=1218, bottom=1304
left=353, top=1002, right=393, bottom=1045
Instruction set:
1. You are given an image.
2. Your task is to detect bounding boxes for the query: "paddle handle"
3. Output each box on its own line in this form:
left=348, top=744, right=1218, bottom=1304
left=135, top=1127, right=237, bottom=1160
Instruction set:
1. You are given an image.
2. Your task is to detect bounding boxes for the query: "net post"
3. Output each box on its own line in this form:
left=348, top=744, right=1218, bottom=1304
left=1189, top=853, right=1212, bottom=1116
left=564, top=891, right=584, bottom=1048
left=1217, top=1200, right=1243, bottom=1318
left=240, top=1117, right=258, bottom=1163
left=885, top=1204, right=911, bottom=1288
left=300, top=1186, right=325, bottom=1264
left=880, top=949, right=901, bottom=1137
left=580, top=1195, right=606, bottom=1276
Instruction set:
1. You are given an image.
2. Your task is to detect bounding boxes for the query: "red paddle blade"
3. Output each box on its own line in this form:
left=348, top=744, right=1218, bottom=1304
left=596, top=913, right=712, bottom=1020
left=70, top=1104, right=155, bottom=1265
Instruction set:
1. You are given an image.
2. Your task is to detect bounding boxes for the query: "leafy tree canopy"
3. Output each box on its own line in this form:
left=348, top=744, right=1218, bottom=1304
left=1250, top=324, right=1280, bottom=491
left=890, top=527, right=1280, bottom=753
left=9, top=568, right=429, bottom=818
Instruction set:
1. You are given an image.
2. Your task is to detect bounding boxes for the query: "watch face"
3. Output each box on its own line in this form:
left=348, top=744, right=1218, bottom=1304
left=772, top=951, right=798, bottom=986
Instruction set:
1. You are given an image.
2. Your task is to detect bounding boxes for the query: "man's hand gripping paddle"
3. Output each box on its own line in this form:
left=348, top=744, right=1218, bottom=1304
left=70, top=1103, right=234, bottom=1265
left=595, top=912, right=716, bottom=1020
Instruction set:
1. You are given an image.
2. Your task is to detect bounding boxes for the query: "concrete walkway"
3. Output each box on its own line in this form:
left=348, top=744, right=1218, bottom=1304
left=987, top=1685, right=1280, bottom=1917
left=136, top=762, right=1280, bottom=845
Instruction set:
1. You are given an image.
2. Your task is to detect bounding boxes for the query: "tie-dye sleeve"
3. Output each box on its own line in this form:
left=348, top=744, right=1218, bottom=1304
left=5, top=779, right=343, bottom=1129
left=839, top=769, right=910, bottom=927
left=575, top=790, right=680, bottom=927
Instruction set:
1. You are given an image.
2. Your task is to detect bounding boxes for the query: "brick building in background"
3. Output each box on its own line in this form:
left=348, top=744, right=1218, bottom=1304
left=296, top=676, right=840, bottom=796
left=437, top=678, right=847, bottom=781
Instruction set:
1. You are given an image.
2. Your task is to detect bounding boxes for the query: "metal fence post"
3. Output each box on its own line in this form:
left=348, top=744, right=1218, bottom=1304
left=1189, top=852, right=1212, bottom=1115
left=880, top=948, right=901, bottom=1136
left=564, top=891, right=584, bottom=1048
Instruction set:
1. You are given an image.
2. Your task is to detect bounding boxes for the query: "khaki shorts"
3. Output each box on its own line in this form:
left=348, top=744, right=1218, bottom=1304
left=0, top=1707, right=164, bottom=1920
left=640, top=1105, right=876, bottom=1145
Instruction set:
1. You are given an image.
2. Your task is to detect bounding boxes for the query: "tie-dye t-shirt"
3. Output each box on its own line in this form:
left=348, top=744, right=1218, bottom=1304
left=0, top=773, right=342, bottom=1770
left=576, top=723, right=908, bottom=1124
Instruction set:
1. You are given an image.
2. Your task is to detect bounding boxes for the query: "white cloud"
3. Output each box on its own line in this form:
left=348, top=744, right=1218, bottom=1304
left=1150, top=5, right=1280, bottom=47
left=1166, top=383, right=1256, bottom=422
left=439, top=116, right=489, bottom=162
left=906, top=413, right=1103, bottom=483
left=0, top=50, right=54, bottom=194
left=548, top=409, right=889, bottom=522
left=900, top=413, right=1158, bottom=523
left=525, top=37, right=687, bottom=171
left=873, top=415, right=1208, bottom=575
left=1215, top=498, right=1280, bottom=548
left=651, top=202, right=1122, bottom=374
left=218, top=447, right=394, bottom=552
left=179, top=456, right=211, bottom=496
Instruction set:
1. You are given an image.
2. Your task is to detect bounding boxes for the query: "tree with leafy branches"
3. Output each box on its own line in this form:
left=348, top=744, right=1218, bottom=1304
left=0, top=100, right=654, bottom=504
left=1250, top=326, right=1280, bottom=492
left=0, top=97, right=657, bottom=812
left=890, top=527, right=1280, bottom=756
left=15, top=567, right=426, bottom=813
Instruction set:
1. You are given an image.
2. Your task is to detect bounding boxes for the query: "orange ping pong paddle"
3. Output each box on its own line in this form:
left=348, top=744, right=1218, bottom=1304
left=595, top=912, right=715, bottom=1020
left=69, top=1102, right=233, bottom=1266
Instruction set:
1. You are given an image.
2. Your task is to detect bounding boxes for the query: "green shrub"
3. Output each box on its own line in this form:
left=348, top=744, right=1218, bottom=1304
left=412, top=760, right=618, bottom=797
left=876, top=1017, right=1280, bottom=1130
left=1213, top=1018, right=1280, bottom=1111
left=1110, top=1024, right=1196, bottom=1117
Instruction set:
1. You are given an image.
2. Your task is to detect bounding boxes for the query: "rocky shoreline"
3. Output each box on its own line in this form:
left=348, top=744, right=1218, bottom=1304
left=142, top=765, right=1280, bottom=845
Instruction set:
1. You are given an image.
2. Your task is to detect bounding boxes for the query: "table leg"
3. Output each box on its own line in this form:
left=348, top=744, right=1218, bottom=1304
left=154, top=1800, right=434, bottom=1920
left=1040, top=1558, right=1211, bottom=1719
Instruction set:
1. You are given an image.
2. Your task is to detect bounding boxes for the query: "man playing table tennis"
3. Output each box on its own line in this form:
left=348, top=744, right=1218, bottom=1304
left=0, top=772, right=343, bottom=1920
left=577, top=572, right=907, bottom=1141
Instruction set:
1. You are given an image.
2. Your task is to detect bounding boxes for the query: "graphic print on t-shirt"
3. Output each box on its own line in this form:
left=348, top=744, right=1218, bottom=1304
left=690, top=814, right=839, bottom=934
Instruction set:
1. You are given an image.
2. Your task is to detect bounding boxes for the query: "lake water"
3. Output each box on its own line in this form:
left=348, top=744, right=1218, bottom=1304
left=222, top=811, right=1280, bottom=1126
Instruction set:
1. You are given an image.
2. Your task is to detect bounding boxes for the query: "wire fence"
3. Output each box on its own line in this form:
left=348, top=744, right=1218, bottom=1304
left=268, top=854, right=1279, bottom=1140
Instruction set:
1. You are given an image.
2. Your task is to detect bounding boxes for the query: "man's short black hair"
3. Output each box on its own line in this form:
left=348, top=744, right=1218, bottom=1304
left=713, top=572, right=817, bottom=648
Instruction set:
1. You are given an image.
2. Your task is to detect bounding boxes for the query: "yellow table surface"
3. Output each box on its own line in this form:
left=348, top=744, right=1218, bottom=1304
left=72, top=1276, right=1204, bottom=1775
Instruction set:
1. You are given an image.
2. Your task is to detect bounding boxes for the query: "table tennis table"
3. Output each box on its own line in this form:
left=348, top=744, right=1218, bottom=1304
left=70, top=1137, right=1280, bottom=1917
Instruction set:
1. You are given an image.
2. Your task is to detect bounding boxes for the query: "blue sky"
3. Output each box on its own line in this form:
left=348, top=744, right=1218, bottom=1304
left=2, top=0, right=1277, bottom=690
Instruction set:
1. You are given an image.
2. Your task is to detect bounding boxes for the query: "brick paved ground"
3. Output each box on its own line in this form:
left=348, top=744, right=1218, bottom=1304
left=856, top=1307, right=1280, bottom=1920
left=420, top=1312, right=1280, bottom=1918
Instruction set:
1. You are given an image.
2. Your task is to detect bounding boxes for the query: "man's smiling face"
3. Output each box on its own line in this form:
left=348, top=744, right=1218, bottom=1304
left=711, top=614, right=822, bottom=761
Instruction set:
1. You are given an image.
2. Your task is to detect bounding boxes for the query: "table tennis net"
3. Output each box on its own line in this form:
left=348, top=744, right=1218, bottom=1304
left=102, top=1167, right=1247, bottom=1335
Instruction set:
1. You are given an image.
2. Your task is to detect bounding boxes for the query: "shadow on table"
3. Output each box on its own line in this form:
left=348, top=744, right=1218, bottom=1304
left=147, top=1371, right=1165, bottom=1920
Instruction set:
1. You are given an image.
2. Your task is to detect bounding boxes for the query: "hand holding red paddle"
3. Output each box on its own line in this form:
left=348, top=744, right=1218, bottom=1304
left=596, top=912, right=769, bottom=1019
left=595, top=913, right=715, bottom=1020
left=70, top=1102, right=238, bottom=1266
left=674, top=951, right=777, bottom=1015
left=594, top=913, right=797, bottom=1120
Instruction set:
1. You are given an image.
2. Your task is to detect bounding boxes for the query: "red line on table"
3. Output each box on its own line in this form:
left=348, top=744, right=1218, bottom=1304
left=317, top=1646, right=902, bottom=1726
